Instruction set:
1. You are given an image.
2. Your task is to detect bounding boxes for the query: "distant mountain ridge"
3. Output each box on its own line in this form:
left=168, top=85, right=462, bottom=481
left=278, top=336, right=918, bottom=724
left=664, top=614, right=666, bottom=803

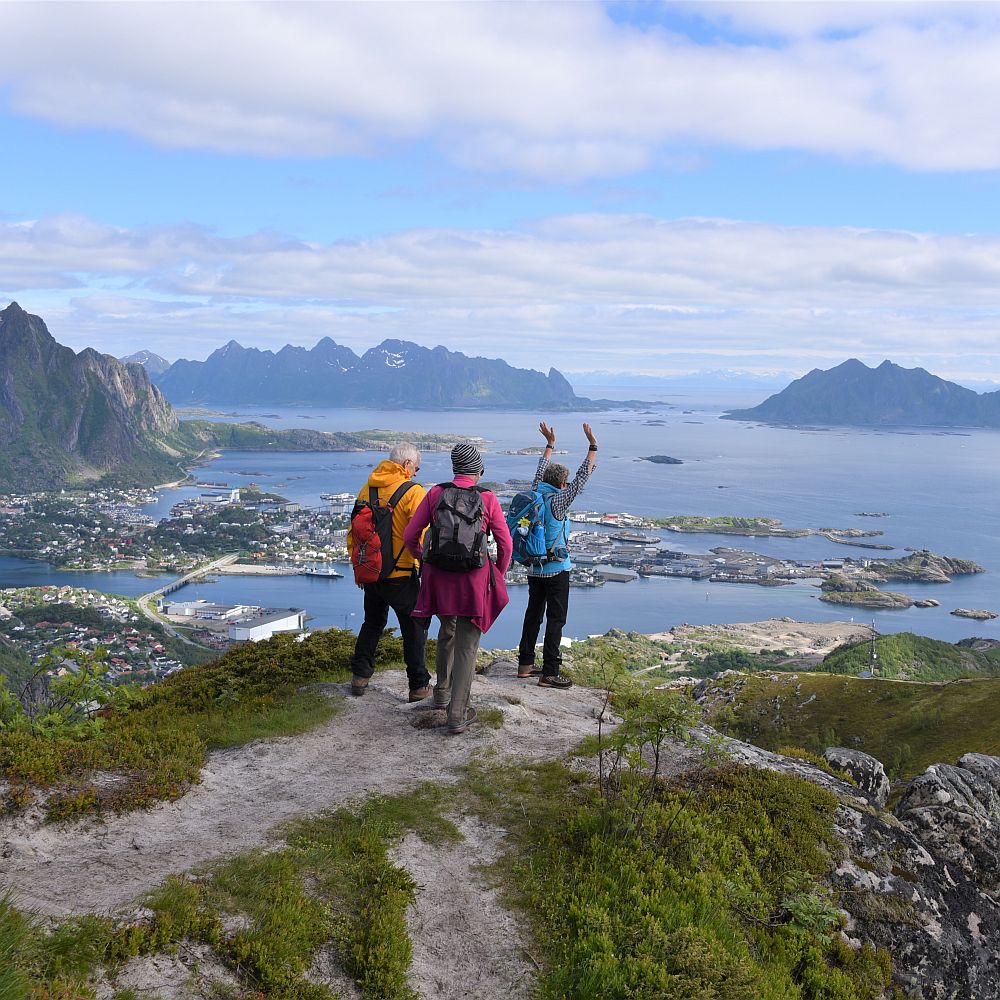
left=0, top=302, right=182, bottom=492
left=724, top=359, right=1000, bottom=428
left=121, top=350, right=171, bottom=376
left=154, top=337, right=584, bottom=409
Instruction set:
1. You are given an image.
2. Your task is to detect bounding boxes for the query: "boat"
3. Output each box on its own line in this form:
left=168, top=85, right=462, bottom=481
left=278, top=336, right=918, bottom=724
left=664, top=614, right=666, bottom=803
left=300, top=565, right=345, bottom=578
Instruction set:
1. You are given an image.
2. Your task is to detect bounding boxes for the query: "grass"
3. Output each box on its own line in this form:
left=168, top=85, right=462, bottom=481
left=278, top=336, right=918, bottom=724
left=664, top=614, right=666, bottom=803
left=1, top=783, right=459, bottom=1000
left=0, top=628, right=406, bottom=819
left=704, top=671, right=1000, bottom=777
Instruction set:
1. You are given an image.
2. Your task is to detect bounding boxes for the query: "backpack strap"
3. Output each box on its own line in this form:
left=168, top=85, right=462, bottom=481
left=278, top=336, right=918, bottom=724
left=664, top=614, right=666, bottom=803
left=387, top=481, right=415, bottom=507
left=369, top=486, right=378, bottom=507
left=384, top=480, right=417, bottom=575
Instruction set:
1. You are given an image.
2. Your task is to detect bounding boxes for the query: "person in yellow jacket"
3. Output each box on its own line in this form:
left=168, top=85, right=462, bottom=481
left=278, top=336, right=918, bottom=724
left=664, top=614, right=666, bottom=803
left=346, top=443, right=430, bottom=701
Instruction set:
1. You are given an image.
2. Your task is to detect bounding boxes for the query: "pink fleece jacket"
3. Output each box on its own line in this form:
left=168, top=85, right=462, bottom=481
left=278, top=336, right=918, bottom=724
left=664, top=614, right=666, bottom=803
left=403, top=476, right=513, bottom=633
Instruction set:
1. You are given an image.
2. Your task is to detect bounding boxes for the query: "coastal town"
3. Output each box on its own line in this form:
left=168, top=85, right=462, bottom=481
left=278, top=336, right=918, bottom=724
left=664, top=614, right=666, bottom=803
left=0, top=472, right=990, bottom=686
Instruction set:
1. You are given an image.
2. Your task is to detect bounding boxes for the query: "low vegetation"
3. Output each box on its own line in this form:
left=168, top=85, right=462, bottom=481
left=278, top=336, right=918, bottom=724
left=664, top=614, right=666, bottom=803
left=823, top=631, right=1000, bottom=681
left=1, top=683, right=893, bottom=1000
left=0, top=628, right=404, bottom=819
left=703, top=671, right=1000, bottom=778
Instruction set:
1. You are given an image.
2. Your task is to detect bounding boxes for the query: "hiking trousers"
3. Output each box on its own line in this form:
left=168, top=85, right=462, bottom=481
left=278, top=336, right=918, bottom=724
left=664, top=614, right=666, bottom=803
left=518, top=570, right=570, bottom=676
left=434, top=615, right=482, bottom=730
left=350, top=574, right=431, bottom=691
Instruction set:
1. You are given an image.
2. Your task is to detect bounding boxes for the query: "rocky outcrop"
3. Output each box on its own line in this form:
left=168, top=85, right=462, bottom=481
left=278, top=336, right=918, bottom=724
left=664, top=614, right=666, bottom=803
left=823, top=747, right=890, bottom=807
left=820, top=589, right=914, bottom=609
left=0, top=302, right=181, bottom=491
left=709, top=734, right=1000, bottom=999
left=894, top=754, right=1000, bottom=892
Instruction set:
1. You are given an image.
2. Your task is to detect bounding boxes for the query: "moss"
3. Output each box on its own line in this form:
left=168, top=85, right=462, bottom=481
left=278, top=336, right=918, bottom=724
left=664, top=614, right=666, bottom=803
left=846, top=889, right=922, bottom=928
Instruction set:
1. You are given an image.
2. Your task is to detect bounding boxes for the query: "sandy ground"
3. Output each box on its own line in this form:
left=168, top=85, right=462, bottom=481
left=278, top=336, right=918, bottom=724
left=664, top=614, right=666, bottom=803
left=393, top=817, right=535, bottom=1000
left=0, top=661, right=609, bottom=919
left=651, top=617, right=874, bottom=663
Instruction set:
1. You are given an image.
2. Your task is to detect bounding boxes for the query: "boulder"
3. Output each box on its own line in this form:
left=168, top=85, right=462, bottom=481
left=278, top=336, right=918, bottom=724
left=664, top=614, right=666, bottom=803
left=894, top=753, right=1000, bottom=892
left=823, top=747, right=891, bottom=807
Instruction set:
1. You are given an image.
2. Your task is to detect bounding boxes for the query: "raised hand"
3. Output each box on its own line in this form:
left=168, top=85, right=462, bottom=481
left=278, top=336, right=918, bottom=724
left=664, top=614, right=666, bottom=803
left=583, top=422, right=597, bottom=446
left=539, top=421, right=556, bottom=446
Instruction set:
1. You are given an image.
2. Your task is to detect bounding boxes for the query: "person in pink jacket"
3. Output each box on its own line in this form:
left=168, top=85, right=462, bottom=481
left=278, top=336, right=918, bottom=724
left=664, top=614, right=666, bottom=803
left=404, top=442, right=512, bottom=735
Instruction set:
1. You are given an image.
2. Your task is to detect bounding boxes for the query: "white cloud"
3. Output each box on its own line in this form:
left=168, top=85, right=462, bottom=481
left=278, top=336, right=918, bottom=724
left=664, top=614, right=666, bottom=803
left=5, top=210, right=1000, bottom=376
left=3, top=3, right=1000, bottom=175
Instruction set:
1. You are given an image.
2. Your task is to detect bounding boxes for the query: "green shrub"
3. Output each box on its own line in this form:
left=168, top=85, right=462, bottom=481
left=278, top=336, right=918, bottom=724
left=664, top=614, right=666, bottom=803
left=0, top=628, right=402, bottom=819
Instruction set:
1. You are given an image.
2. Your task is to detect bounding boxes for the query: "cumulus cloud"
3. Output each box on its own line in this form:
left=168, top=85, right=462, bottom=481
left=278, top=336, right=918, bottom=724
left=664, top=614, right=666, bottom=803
left=4, top=210, right=1000, bottom=377
left=3, top=3, right=1000, bottom=175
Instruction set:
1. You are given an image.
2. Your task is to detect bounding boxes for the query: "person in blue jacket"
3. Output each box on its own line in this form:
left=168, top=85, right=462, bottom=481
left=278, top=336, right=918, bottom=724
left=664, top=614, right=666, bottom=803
left=516, top=421, right=598, bottom=689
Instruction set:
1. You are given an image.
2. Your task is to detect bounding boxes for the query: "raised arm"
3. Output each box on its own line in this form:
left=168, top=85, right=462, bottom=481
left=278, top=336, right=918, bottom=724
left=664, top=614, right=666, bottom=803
left=530, top=420, right=557, bottom=489
left=549, top=423, right=598, bottom=520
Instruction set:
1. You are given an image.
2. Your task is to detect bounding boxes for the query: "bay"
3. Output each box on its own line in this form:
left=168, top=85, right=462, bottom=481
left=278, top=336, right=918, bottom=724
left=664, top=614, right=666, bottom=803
left=3, top=399, right=999, bottom=649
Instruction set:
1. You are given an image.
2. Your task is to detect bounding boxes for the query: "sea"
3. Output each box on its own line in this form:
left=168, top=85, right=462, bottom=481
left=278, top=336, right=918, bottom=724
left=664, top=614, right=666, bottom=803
left=3, top=389, right=999, bottom=651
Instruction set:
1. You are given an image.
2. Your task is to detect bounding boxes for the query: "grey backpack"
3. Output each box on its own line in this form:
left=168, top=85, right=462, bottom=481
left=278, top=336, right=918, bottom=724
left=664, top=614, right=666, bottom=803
left=422, top=484, right=487, bottom=572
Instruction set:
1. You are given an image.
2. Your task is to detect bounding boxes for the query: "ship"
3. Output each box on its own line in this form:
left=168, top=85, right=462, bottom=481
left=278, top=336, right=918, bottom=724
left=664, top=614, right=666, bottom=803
left=300, top=565, right=345, bottom=578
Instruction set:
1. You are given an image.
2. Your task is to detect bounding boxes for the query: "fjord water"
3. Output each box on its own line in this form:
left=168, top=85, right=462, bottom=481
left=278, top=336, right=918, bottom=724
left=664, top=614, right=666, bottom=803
left=163, top=401, right=1000, bottom=648
left=5, top=399, right=999, bottom=649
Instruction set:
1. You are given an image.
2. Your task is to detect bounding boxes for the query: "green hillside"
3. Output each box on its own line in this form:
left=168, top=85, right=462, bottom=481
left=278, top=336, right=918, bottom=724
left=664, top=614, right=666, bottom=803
left=703, top=672, right=1000, bottom=778
left=822, top=631, right=1000, bottom=681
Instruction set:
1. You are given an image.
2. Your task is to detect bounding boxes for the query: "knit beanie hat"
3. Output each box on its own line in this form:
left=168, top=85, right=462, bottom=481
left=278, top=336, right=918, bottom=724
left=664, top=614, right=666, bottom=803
left=451, top=442, right=484, bottom=477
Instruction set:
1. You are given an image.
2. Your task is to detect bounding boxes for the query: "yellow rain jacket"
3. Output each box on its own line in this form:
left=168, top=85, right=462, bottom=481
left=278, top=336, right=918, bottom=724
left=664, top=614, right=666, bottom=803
left=346, top=460, right=426, bottom=579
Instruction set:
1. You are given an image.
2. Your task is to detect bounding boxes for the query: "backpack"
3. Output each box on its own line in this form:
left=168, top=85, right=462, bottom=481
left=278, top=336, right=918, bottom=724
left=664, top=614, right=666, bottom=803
left=506, top=488, right=570, bottom=567
left=350, top=481, right=416, bottom=585
left=422, top=484, right=487, bottom=572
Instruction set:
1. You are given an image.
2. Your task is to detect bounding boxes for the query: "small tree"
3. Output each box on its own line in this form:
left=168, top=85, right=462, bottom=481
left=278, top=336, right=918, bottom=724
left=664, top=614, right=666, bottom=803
left=0, top=647, right=136, bottom=737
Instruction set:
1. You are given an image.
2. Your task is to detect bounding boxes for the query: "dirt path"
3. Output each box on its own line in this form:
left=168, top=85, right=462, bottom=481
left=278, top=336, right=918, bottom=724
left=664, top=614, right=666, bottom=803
left=394, top=817, right=535, bottom=1000
left=0, top=662, right=609, bottom=918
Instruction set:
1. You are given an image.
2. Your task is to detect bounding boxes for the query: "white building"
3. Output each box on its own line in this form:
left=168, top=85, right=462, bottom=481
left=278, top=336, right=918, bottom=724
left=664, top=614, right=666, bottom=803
left=164, top=600, right=255, bottom=620
left=228, top=608, right=307, bottom=643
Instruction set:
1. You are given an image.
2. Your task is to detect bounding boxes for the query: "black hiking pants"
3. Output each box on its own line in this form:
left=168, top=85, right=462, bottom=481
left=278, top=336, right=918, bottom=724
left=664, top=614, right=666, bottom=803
left=350, top=574, right=431, bottom=690
left=518, top=570, right=571, bottom=676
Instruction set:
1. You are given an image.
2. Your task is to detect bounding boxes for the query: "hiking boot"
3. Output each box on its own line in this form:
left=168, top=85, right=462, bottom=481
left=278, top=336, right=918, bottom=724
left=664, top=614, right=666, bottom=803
left=350, top=675, right=369, bottom=696
left=517, top=663, right=542, bottom=678
left=538, top=674, right=573, bottom=690
left=447, top=707, right=478, bottom=735
left=408, top=686, right=432, bottom=703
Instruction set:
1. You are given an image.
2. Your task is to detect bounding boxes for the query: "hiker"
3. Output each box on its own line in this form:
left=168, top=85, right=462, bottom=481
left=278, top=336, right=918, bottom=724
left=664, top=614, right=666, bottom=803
left=347, top=442, right=431, bottom=702
left=516, top=421, right=598, bottom=689
left=403, top=442, right=512, bottom=735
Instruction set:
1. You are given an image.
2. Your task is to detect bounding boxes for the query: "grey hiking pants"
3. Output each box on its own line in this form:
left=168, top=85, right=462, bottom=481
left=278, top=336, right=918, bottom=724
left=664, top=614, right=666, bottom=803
left=434, top=615, right=482, bottom=729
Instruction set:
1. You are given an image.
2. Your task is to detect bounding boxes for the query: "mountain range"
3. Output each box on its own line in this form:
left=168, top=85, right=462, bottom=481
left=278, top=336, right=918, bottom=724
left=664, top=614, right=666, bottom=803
left=0, top=303, right=183, bottom=492
left=153, top=338, right=583, bottom=409
left=725, top=358, right=1000, bottom=427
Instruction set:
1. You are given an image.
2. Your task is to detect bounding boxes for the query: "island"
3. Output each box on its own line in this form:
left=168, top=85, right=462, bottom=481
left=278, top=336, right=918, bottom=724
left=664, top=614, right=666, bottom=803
left=951, top=608, right=999, bottom=621
left=640, top=455, right=683, bottom=465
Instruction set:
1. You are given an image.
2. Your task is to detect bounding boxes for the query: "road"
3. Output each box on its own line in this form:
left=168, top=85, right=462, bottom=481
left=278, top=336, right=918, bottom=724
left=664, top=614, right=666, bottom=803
left=135, top=553, right=240, bottom=644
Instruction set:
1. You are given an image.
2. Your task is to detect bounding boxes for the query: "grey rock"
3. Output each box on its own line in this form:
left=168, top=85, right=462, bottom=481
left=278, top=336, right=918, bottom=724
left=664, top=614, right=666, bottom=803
left=894, top=753, right=1000, bottom=891
left=823, top=747, right=891, bottom=807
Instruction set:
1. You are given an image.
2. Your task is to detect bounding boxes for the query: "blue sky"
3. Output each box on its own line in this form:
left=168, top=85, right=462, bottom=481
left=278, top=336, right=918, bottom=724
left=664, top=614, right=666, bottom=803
left=3, top=1, right=1000, bottom=380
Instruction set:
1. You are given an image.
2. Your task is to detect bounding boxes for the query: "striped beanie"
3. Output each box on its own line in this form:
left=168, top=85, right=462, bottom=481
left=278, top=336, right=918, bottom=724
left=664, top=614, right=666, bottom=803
left=451, top=442, right=484, bottom=477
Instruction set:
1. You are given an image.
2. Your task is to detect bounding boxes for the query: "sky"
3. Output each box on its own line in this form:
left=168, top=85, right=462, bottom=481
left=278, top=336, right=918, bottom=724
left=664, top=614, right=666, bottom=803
left=3, top=1, right=1000, bottom=381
